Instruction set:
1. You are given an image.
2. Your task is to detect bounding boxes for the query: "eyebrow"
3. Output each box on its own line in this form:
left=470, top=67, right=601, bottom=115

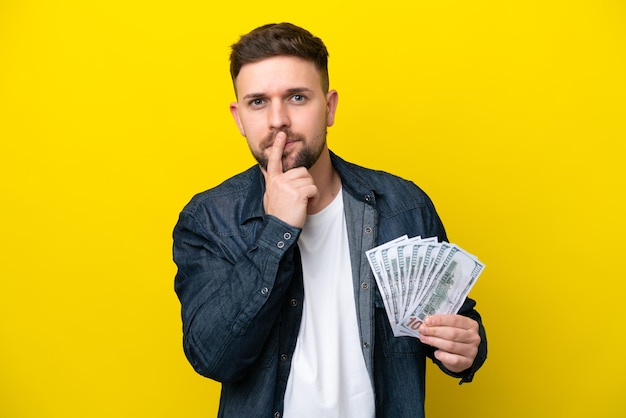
left=242, top=87, right=314, bottom=100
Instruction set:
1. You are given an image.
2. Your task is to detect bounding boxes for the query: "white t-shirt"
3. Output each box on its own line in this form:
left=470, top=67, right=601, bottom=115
left=283, top=191, right=375, bottom=418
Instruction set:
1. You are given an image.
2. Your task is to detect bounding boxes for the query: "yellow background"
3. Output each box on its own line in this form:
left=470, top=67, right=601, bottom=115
left=1, top=0, right=625, bottom=417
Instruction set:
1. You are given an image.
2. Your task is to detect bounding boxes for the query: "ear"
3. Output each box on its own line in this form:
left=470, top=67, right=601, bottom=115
left=229, top=102, right=246, bottom=136
left=325, top=90, right=339, bottom=127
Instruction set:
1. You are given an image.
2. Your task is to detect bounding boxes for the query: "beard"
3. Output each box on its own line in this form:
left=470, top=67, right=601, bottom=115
left=252, top=128, right=327, bottom=172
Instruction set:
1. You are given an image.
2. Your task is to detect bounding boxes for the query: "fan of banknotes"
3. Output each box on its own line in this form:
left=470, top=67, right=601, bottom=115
left=366, top=235, right=485, bottom=338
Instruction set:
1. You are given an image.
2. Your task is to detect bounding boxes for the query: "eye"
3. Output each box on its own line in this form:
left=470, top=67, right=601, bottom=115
left=250, top=98, right=265, bottom=107
left=291, top=94, right=306, bottom=103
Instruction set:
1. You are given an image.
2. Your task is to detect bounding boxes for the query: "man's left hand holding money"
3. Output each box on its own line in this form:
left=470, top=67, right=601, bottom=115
left=418, top=314, right=481, bottom=373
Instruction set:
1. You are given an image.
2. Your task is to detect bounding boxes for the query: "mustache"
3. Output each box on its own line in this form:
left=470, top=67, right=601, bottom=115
left=263, top=129, right=306, bottom=147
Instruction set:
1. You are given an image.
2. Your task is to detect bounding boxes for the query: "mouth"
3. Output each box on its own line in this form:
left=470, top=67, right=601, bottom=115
left=264, top=135, right=301, bottom=151
left=283, top=138, right=299, bottom=149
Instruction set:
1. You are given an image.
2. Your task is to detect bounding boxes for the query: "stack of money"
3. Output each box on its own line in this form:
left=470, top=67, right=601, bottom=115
left=366, top=236, right=485, bottom=338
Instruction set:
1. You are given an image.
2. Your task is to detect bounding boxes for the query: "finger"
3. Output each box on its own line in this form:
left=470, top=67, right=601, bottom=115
left=419, top=320, right=480, bottom=350
left=419, top=332, right=476, bottom=353
left=266, top=131, right=287, bottom=177
left=419, top=322, right=465, bottom=342
left=433, top=349, right=473, bottom=373
left=423, top=314, right=476, bottom=330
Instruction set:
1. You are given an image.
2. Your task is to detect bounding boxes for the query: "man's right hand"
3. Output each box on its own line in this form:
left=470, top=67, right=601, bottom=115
left=260, top=132, right=318, bottom=228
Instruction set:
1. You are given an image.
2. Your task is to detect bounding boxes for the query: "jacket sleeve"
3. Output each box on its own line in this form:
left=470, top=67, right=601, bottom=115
left=173, top=209, right=301, bottom=383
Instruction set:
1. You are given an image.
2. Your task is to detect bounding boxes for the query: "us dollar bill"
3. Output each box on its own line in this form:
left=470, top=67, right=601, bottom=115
left=367, top=237, right=485, bottom=338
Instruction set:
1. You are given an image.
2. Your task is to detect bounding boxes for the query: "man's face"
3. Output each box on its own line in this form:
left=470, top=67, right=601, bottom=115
left=230, top=56, right=338, bottom=171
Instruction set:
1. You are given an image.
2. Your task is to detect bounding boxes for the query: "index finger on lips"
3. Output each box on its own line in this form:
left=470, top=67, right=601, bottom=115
left=266, top=131, right=286, bottom=177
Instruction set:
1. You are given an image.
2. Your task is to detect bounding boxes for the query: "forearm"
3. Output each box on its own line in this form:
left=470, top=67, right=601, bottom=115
left=174, top=212, right=301, bottom=382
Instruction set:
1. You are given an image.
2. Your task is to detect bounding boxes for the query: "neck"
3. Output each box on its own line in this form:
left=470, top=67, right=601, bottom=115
left=307, top=147, right=341, bottom=215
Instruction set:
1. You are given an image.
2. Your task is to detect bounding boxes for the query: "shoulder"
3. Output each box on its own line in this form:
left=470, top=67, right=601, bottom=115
left=331, top=152, right=433, bottom=209
left=331, top=152, right=447, bottom=240
left=177, top=166, right=264, bottom=235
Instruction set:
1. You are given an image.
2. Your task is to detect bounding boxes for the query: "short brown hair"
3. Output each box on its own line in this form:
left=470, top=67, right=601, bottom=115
left=230, top=23, right=330, bottom=93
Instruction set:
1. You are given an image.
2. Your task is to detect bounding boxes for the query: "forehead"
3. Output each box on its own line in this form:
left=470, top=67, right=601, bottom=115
left=234, top=56, right=323, bottom=96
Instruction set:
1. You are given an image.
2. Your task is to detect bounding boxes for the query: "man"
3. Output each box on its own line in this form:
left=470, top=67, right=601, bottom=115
left=173, top=22, right=487, bottom=418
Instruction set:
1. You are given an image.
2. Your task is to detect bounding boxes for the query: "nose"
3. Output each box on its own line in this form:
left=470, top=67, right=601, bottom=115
left=268, top=101, right=290, bottom=130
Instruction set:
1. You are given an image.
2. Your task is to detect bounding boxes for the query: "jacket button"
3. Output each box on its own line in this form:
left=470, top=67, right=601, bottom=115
left=261, top=287, right=269, bottom=295
left=361, top=282, right=369, bottom=290
left=363, top=341, right=370, bottom=348
left=280, top=354, right=288, bottom=361
left=277, top=241, right=285, bottom=248
left=274, top=412, right=281, bottom=418
left=364, top=194, right=371, bottom=202
left=290, top=298, right=298, bottom=307
left=364, top=226, right=372, bottom=234
left=283, top=232, right=292, bottom=240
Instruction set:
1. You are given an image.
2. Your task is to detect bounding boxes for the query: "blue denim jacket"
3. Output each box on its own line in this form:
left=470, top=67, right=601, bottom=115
left=173, top=152, right=487, bottom=418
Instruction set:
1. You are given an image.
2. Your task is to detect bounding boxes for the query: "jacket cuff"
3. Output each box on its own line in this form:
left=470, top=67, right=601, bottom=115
left=256, top=215, right=302, bottom=257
